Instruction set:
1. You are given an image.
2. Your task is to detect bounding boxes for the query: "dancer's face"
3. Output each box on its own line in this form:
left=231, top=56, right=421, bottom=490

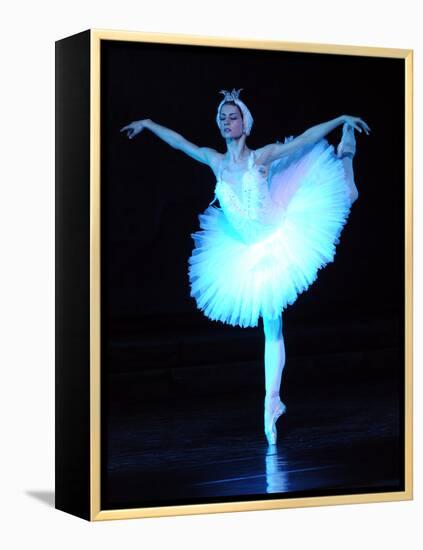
left=219, top=103, right=244, bottom=139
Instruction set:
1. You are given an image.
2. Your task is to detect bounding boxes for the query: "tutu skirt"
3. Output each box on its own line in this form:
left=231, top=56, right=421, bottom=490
left=188, top=139, right=353, bottom=328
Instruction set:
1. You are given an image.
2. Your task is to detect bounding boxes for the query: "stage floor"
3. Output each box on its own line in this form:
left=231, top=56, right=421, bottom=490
left=102, top=375, right=402, bottom=509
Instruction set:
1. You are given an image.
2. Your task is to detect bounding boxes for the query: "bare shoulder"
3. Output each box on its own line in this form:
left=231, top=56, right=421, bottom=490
left=252, top=146, right=273, bottom=168
left=253, top=136, right=308, bottom=166
left=176, top=138, right=223, bottom=173
left=201, top=148, right=224, bottom=177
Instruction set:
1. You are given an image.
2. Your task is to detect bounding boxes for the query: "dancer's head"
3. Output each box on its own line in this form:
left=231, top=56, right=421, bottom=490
left=216, top=88, right=254, bottom=138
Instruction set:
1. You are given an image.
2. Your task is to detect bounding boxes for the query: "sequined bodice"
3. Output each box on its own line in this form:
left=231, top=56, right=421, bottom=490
left=210, top=150, right=277, bottom=243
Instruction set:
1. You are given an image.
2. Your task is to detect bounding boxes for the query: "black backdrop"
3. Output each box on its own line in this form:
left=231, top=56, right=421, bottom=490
left=100, top=39, right=404, bottom=378
left=101, top=41, right=404, bottom=397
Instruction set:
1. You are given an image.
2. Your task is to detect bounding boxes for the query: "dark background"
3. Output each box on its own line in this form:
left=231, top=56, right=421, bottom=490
left=100, top=39, right=405, bottom=509
left=101, top=40, right=404, bottom=328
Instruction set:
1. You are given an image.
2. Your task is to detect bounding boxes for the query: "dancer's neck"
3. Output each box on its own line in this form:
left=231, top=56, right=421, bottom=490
left=225, top=135, right=249, bottom=163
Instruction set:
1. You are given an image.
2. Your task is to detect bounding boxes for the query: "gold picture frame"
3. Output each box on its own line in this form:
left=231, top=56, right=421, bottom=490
left=55, top=28, right=413, bottom=521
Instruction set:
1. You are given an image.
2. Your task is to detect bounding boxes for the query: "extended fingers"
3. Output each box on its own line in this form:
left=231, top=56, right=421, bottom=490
left=357, top=118, right=371, bottom=134
left=119, top=124, right=135, bottom=139
left=350, top=117, right=371, bottom=135
left=350, top=122, right=362, bottom=133
left=361, top=120, right=371, bottom=134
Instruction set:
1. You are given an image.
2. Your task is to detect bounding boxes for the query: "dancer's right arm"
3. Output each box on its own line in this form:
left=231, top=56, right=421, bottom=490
left=120, top=119, right=220, bottom=167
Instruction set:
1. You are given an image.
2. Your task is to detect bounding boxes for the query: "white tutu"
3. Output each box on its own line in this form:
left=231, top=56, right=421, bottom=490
left=188, top=138, right=353, bottom=328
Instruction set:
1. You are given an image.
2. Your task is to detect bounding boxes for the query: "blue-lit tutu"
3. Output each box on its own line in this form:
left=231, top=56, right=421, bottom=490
left=188, top=138, right=353, bottom=328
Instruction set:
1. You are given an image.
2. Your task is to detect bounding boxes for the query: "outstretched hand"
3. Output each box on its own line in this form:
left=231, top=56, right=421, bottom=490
left=343, top=115, right=371, bottom=135
left=120, top=120, right=147, bottom=140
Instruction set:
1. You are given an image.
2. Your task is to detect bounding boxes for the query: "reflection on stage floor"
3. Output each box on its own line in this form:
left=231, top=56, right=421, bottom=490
left=102, top=373, right=402, bottom=509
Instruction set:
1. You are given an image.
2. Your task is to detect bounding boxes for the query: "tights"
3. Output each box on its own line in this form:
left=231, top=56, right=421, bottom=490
left=342, top=155, right=359, bottom=203
left=262, top=313, right=287, bottom=445
left=263, top=314, right=285, bottom=402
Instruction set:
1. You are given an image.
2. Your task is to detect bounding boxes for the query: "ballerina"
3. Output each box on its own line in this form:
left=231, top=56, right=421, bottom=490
left=120, top=89, right=370, bottom=445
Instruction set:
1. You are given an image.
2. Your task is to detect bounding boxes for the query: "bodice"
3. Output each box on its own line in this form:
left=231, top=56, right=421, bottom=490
left=209, top=150, right=278, bottom=243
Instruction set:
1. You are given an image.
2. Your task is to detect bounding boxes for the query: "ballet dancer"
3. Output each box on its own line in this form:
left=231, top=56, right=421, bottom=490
left=121, top=89, right=370, bottom=445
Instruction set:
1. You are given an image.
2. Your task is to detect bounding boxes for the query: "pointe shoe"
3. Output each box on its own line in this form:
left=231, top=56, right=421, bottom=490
left=337, top=123, right=356, bottom=159
left=264, top=397, right=287, bottom=445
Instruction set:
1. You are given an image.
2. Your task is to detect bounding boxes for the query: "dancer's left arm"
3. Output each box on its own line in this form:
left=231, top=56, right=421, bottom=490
left=257, top=115, right=370, bottom=165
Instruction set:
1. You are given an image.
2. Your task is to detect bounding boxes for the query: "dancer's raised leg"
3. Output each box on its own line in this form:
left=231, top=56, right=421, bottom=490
left=337, top=123, right=359, bottom=204
left=263, top=314, right=287, bottom=445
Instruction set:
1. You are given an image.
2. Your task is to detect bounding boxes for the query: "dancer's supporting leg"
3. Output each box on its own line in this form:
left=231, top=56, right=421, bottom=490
left=263, top=314, right=287, bottom=445
left=337, top=123, right=359, bottom=204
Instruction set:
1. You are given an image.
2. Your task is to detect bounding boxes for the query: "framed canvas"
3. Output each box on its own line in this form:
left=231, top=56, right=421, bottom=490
left=55, top=28, right=413, bottom=521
